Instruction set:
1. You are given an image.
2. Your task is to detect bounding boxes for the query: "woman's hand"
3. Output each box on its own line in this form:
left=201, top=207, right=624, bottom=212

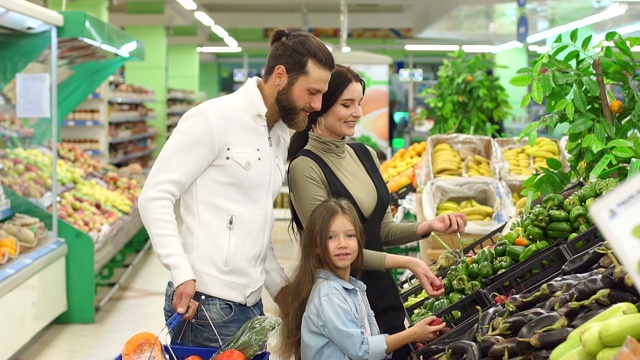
left=405, top=256, right=444, bottom=297
left=418, top=213, right=467, bottom=237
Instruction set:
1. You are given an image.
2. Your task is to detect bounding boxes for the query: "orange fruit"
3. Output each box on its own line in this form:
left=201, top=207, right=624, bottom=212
left=465, top=75, right=473, bottom=83
left=609, top=100, right=624, bottom=114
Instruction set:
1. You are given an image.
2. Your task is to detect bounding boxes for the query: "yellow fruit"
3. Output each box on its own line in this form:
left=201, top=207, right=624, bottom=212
left=610, top=100, right=624, bottom=114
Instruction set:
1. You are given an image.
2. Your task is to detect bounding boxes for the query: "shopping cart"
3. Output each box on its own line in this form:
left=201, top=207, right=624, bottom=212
left=115, top=312, right=270, bottom=360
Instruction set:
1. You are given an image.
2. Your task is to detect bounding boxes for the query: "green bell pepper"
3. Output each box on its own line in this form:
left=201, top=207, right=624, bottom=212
left=577, top=184, right=596, bottom=203
left=447, top=265, right=462, bottom=279
left=526, top=225, right=545, bottom=240
left=519, top=244, right=539, bottom=262
left=563, top=194, right=581, bottom=213
left=567, top=232, right=578, bottom=240
left=442, top=277, right=453, bottom=294
left=532, top=207, right=550, bottom=229
left=452, top=310, right=462, bottom=319
left=492, top=256, right=513, bottom=272
left=433, top=298, right=451, bottom=313
left=499, top=231, right=519, bottom=245
left=602, top=178, right=619, bottom=194
left=477, top=247, right=496, bottom=265
left=547, top=221, right=572, bottom=233
left=452, top=275, right=470, bottom=293
left=493, top=240, right=510, bottom=257
left=478, top=262, right=495, bottom=279
left=570, top=206, right=589, bottom=230
left=448, top=291, right=465, bottom=304
left=548, top=209, right=570, bottom=222
left=536, top=240, right=550, bottom=251
left=522, top=214, right=534, bottom=233
left=584, top=197, right=595, bottom=209
left=546, top=230, right=572, bottom=240
left=542, top=193, right=563, bottom=210
left=422, top=298, right=436, bottom=313
left=467, top=263, right=480, bottom=280
left=465, top=281, right=482, bottom=295
left=506, top=245, right=526, bottom=262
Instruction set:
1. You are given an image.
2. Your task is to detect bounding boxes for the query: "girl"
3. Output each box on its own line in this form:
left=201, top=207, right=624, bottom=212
left=277, top=198, right=446, bottom=360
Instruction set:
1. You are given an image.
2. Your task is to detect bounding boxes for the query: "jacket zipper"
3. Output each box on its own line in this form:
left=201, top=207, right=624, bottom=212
left=224, top=214, right=235, bottom=268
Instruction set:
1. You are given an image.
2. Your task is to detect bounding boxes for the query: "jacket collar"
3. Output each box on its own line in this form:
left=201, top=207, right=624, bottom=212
left=238, top=76, right=289, bottom=143
left=316, top=269, right=364, bottom=291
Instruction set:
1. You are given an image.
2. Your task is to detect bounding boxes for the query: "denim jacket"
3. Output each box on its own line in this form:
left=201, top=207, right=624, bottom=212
left=301, top=269, right=390, bottom=360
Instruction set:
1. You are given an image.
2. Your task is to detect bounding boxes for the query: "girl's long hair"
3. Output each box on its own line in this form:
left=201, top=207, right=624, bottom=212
left=275, top=198, right=365, bottom=360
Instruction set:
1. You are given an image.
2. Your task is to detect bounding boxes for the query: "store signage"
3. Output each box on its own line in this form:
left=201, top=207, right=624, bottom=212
left=399, top=68, right=423, bottom=82
left=517, top=15, right=529, bottom=44
left=589, top=174, right=640, bottom=295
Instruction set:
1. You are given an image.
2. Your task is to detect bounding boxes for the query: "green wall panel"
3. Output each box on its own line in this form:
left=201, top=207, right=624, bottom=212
left=126, top=1, right=164, bottom=14
left=200, top=62, right=220, bottom=100
left=48, top=0, right=109, bottom=22
left=168, top=45, right=199, bottom=92
left=169, top=26, right=199, bottom=36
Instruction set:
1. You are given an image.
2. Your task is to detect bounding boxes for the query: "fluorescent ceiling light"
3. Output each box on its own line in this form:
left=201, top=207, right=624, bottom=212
left=461, top=45, right=493, bottom=53
left=527, top=3, right=627, bottom=43
left=595, top=22, right=640, bottom=42
left=528, top=45, right=551, bottom=53
left=341, top=46, right=351, bottom=53
left=194, top=11, right=215, bottom=27
left=211, top=25, right=228, bottom=38
left=491, top=41, right=523, bottom=53
left=405, top=44, right=460, bottom=51
left=223, top=36, right=238, bottom=48
left=120, top=40, right=138, bottom=53
left=197, top=46, right=243, bottom=53
left=176, top=0, right=197, bottom=10
left=79, top=37, right=101, bottom=47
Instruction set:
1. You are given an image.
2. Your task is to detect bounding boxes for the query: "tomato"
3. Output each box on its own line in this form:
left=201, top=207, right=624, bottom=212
left=184, top=356, right=203, bottom=360
left=215, top=349, right=246, bottom=360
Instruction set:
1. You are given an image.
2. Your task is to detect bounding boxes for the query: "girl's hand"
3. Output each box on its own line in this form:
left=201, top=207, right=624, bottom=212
left=411, top=316, right=447, bottom=343
left=419, top=213, right=467, bottom=236
left=406, top=257, right=444, bottom=297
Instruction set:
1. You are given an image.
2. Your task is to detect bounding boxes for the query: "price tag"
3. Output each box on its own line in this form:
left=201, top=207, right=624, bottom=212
left=36, top=191, right=55, bottom=209
left=589, top=174, right=640, bottom=295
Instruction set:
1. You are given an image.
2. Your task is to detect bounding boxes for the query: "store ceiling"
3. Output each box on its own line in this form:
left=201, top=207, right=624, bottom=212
left=27, top=0, right=640, bottom=55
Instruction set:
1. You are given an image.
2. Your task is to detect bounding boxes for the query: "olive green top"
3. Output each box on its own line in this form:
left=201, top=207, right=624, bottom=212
left=288, top=132, right=422, bottom=271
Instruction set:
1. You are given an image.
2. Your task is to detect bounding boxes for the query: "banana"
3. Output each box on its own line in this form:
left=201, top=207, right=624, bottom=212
left=440, top=169, right=462, bottom=175
left=535, top=137, right=552, bottom=145
left=437, top=201, right=461, bottom=211
left=466, top=214, right=486, bottom=221
left=433, top=162, right=461, bottom=174
left=460, top=206, right=492, bottom=217
left=436, top=210, right=456, bottom=215
left=538, top=144, right=559, bottom=155
left=467, top=161, right=480, bottom=170
left=527, top=150, right=556, bottom=158
left=433, top=143, right=453, bottom=152
left=474, top=155, right=490, bottom=164
left=460, top=200, right=470, bottom=209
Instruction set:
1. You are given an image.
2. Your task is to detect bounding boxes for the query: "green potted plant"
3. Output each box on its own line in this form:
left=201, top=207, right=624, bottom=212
left=510, top=29, right=640, bottom=196
left=421, top=50, right=512, bottom=136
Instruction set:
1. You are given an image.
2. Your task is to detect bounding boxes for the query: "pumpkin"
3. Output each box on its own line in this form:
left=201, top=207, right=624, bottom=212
left=121, top=332, right=165, bottom=360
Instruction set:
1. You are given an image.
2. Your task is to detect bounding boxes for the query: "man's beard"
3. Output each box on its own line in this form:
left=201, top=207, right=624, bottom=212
left=276, top=84, right=308, bottom=131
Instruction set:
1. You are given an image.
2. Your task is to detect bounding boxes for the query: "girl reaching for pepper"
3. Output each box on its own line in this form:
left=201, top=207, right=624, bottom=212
left=276, top=198, right=446, bottom=360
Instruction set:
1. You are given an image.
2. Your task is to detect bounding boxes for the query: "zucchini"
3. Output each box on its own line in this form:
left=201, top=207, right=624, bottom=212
left=599, top=313, right=640, bottom=347
left=581, top=323, right=606, bottom=357
left=595, top=347, right=621, bottom=360
left=567, top=302, right=638, bottom=342
left=558, top=346, right=592, bottom=360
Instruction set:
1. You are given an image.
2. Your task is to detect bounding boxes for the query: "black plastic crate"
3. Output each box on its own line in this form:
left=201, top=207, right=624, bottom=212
left=462, top=223, right=506, bottom=256
left=399, top=276, right=424, bottom=303
left=482, top=246, right=567, bottom=299
left=405, top=288, right=489, bottom=330
left=562, top=225, right=604, bottom=257
left=410, top=314, right=480, bottom=359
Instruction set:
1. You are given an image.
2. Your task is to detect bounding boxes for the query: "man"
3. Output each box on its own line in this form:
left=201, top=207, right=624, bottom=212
left=138, top=29, right=334, bottom=346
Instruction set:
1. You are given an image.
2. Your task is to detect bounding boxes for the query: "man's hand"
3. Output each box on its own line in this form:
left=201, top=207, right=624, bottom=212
left=173, top=280, right=198, bottom=320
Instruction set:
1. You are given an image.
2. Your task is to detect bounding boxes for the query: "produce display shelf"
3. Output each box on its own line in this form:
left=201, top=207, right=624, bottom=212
left=561, top=225, right=604, bottom=257
left=167, top=108, right=188, bottom=115
left=94, top=208, right=144, bottom=273
left=0, top=205, right=12, bottom=221
left=108, top=97, right=155, bottom=104
left=110, top=131, right=157, bottom=144
left=84, top=149, right=101, bottom=156
left=167, top=119, right=180, bottom=127
left=61, top=120, right=101, bottom=127
left=109, top=115, right=153, bottom=124
left=405, top=288, right=489, bottom=329
left=109, top=148, right=155, bottom=165
left=0, top=237, right=67, bottom=292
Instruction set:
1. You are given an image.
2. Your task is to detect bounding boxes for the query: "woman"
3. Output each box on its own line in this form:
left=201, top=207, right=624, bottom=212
left=287, top=65, right=467, bottom=360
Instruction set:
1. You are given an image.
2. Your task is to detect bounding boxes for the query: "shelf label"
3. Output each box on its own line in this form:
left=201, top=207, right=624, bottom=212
left=589, top=174, right=640, bottom=295
left=16, top=73, right=51, bottom=118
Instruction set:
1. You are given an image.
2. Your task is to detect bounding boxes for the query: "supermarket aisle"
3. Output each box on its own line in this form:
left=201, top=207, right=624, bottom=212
left=16, top=220, right=298, bottom=360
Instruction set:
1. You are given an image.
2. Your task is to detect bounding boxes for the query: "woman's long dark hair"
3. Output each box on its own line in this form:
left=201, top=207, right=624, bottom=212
left=287, top=64, right=366, bottom=162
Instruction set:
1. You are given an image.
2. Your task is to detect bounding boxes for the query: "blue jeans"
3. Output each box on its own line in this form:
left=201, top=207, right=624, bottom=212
left=163, top=281, right=264, bottom=347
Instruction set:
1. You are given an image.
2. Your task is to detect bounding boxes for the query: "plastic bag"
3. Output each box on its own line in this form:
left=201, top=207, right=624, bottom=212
left=211, top=316, right=281, bottom=360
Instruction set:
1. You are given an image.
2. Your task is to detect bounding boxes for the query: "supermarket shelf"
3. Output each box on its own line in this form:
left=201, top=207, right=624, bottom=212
left=167, top=96, right=195, bottom=102
left=0, top=237, right=67, bottom=292
left=167, top=119, right=179, bottom=127
left=110, top=130, right=157, bottom=144
left=167, top=108, right=188, bottom=115
left=109, top=148, right=155, bottom=164
left=109, top=115, right=153, bottom=124
left=83, top=149, right=100, bottom=156
left=61, top=120, right=101, bottom=127
left=108, top=96, right=155, bottom=104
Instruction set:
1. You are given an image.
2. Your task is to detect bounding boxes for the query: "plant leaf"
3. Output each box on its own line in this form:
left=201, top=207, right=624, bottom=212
left=518, top=121, right=540, bottom=142
left=605, top=31, right=617, bottom=42
left=594, top=123, right=606, bottom=143
left=607, top=139, right=632, bottom=148
left=523, top=174, right=537, bottom=188
left=604, top=46, right=613, bottom=58
left=555, top=99, right=570, bottom=111
left=582, top=134, right=595, bottom=148
left=531, top=79, right=544, bottom=104
left=589, top=154, right=614, bottom=178
left=554, top=35, right=563, bottom=44
left=528, top=132, right=538, bottom=147
left=612, top=147, right=635, bottom=158
left=566, top=101, right=575, bottom=120
left=539, top=74, right=554, bottom=95
left=568, top=118, right=593, bottom=133
left=552, top=44, right=569, bottom=57
left=545, top=157, right=563, bottom=170
left=564, top=49, right=580, bottom=63
left=573, top=89, right=587, bottom=112
left=520, top=93, right=532, bottom=108
left=510, top=74, right=533, bottom=87
left=614, top=38, right=633, bottom=60
left=591, top=140, right=606, bottom=153
left=516, top=67, right=533, bottom=74
left=570, top=29, right=578, bottom=44
left=598, top=118, right=615, bottom=137
left=582, top=77, right=600, bottom=96
left=581, top=34, right=593, bottom=52
left=533, top=60, right=542, bottom=76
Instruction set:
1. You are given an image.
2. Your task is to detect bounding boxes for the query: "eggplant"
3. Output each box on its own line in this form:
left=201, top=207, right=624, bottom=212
left=416, top=340, right=456, bottom=358
left=507, top=287, right=552, bottom=311
left=480, top=335, right=505, bottom=356
left=527, top=327, right=573, bottom=349
left=538, top=295, right=559, bottom=311
left=446, top=340, right=480, bottom=360
left=461, top=323, right=479, bottom=342
left=560, top=246, right=605, bottom=275
left=487, top=337, right=518, bottom=359
left=516, top=313, right=567, bottom=355
left=544, top=268, right=606, bottom=293
left=602, top=289, right=640, bottom=305
left=475, top=306, right=505, bottom=341
left=570, top=307, right=608, bottom=328
left=486, top=308, right=549, bottom=337
left=555, top=273, right=616, bottom=309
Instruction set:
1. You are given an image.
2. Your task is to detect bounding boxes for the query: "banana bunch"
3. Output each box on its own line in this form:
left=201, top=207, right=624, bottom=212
left=459, top=198, right=493, bottom=221
left=502, top=147, right=534, bottom=176
left=436, top=200, right=460, bottom=216
left=466, top=155, right=493, bottom=177
left=432, top=143, right=463, bottom=178
left=523, top=138, right=561, bottom=172
left=512, top=192, right=527, bottom=215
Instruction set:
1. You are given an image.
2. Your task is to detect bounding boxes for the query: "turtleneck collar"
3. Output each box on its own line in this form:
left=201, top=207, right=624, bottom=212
left=307, top=132, right=347, bottom=159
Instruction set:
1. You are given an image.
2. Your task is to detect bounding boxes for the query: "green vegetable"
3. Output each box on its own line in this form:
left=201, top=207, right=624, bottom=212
left=423, top=298, right=436, bottom=313
left=532, top=207, right=550, bottom=229
left=465, top=280, right=482, bottom=295
left=452, top=275, right=470, bottom=293
left=577, top=184, right=596, bottom=203
left=542, top=194, right=563, bottom=210
left=467, top=263, right=480, bottom=280
left=216, top=315, right=282, bottom=359
left=526, top=225, right=545, bottom=240
left=477, top=247, right=496, bottom=265
left=479, top=262, right=495, bottom=279
left=563, top=194, right=581, bottom=213
left=546, top=230, right=572, bottom=240
left=493, top=240, right=510, bottom=257
left=548, top=209, right=569, bottom=222
left=536, top=240, right=550, bottom=252
left=519, top=245, right=539, bottom=262
left=499, top=231, right=518, bottom=245
left=492, top=256, right=513, bottom=272
left=448, top=292, right=465, bottom=304
left=567, top=233, right=578, bottom=240
left=547, top=221, right=572, bottom=233
left=570, top=206, right=589, bottom=230
left=506, top=245, right=526, bottom=262
left=443, top=277, right=454, bottom=294
left=433, top=298, right=451, bottom=313
left=584, top=197, right=595, bottom=209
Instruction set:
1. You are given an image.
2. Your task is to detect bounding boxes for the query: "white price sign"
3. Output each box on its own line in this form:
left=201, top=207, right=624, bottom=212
left=589, top=174, right=640, bottom=294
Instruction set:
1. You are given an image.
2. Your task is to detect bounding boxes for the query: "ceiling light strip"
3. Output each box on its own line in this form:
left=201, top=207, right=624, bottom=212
left=176, top=0, right=197, bottom=11
left=197, top=46, right=243, bottom=53
left=404, top=44, right=460, bottom=51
